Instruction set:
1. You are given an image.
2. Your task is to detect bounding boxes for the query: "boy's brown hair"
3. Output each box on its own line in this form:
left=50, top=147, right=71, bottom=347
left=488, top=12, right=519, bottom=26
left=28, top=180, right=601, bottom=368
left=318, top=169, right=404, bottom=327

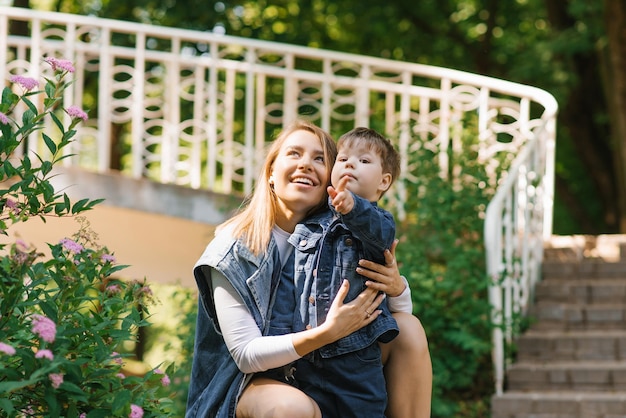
left=337, top=127, right=401, bottom=186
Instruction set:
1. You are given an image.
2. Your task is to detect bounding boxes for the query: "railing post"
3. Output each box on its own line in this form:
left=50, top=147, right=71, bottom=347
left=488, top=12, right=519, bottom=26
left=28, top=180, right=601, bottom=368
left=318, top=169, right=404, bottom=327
left=131, top=32, right=146, bottom=180
left=97, top=27, right=112, bottom=172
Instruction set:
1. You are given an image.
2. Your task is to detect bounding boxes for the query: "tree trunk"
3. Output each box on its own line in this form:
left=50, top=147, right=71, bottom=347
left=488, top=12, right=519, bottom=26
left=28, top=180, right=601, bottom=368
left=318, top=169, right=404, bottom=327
left=604, top=0, right=626, bottom=233
left=546, top=0, right=618, bottom=233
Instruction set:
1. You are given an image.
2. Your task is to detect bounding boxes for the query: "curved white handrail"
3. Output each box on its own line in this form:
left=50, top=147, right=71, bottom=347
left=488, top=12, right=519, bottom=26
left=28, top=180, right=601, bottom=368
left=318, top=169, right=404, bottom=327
left=485, top=113, right=556, bottom=395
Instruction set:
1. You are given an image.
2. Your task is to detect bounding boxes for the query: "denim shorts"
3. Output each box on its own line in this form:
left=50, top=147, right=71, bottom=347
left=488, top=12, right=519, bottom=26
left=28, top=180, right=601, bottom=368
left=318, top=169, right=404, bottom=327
left=256, top=362, right=299, bottom=387
left=295, top=344, right=387, bottom=418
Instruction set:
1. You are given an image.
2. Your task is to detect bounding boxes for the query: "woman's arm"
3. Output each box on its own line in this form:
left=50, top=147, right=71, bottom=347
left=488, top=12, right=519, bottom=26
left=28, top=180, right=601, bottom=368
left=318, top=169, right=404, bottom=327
left=212, top=270, right=384, bottom=373
left=212, top=272, right=298, bottom=374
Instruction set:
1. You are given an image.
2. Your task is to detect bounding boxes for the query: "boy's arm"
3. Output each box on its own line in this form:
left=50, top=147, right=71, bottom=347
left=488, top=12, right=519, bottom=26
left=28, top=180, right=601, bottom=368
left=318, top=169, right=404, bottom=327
left=327, top=176, right=394, bottom=261
left=331, top=192, right=396, bottom=262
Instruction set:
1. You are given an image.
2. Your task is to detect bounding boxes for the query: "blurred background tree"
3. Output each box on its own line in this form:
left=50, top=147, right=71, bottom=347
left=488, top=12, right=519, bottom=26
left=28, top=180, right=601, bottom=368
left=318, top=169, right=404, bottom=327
left=28, top=0, right=625, bottom=235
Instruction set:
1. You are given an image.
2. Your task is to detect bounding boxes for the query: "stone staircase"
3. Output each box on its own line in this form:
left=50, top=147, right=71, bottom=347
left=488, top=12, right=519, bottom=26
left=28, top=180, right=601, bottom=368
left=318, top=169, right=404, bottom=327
left=491, top=235, right=626, bottom=418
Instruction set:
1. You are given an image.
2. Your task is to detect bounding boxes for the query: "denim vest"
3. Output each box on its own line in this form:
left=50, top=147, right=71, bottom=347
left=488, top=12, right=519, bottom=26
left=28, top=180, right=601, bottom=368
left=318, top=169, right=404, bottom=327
left=290, top=194, right=399, bottom=359
left=185, top=228, right=281, bottom=418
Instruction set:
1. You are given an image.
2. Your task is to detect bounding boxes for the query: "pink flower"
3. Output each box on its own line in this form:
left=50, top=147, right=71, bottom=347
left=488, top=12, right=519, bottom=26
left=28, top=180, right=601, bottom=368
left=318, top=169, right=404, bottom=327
left=44, top=57, right=75, bottom=73
left=153, top=368, right=170, bottom=386
left=66, top=105, right=88, bottom=121
left=0, top=342, right=16, bottom=355
left=49, top=373, right=64, bottom=389
left=59, top=238, right=84, bottom=254
left=79, top=414, right=87, bottom=418
left=10, top=75, right=39, bottom=91
left=111, top=352, right=124, bottom=365
left=5, top=199, right=18, bottom=210
left=35, top=349, right=54, bottom=360
left=129, top=404, right=144, bottom=418
left=139, top=286, right=152, bottom=296
left=116, top=373, right=126, bottom=379
left=21, top=407, right=35, bottom=416
left=0, top=111, right=9, bottom=125
left=106, top=284, right=122, bottom=295
left=101, top=253, right=116, bottom=263
left=31, top=314, right=56, bottom=343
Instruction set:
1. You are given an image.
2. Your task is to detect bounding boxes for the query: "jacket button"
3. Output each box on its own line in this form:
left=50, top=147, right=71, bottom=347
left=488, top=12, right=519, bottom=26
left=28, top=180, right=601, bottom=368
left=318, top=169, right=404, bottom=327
left=299, top=239, right=307, bottom=247
left=345, top=238, right=353, bottom=246
left=309, top=296, right=315, bottom=304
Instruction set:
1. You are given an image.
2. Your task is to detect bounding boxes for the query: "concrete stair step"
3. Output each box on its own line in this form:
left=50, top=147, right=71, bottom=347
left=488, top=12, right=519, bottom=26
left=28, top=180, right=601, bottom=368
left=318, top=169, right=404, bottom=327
left=491, top=391, right=626, bottom=418
left=506, top=361, right=626, bottom=391
left=542, top=260, right=626, bottom=279
left=535, top=279, right=626, bottom=304
left=530, top=302, right=626, bottom=331
left=517, top=330, right=626, bottom=362
left=493, top=236, right=626, bottom=418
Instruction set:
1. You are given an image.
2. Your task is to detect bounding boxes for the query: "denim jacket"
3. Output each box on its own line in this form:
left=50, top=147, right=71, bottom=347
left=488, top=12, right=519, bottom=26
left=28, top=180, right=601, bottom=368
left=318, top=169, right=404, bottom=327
left=185, top=228, right=281, bottom=418
left=290, top=193, right=399, bottom=359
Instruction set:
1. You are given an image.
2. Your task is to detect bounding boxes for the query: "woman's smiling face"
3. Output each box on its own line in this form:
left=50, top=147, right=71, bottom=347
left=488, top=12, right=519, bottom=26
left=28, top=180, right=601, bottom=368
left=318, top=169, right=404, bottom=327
left=271, top=129, right=330, bottom=229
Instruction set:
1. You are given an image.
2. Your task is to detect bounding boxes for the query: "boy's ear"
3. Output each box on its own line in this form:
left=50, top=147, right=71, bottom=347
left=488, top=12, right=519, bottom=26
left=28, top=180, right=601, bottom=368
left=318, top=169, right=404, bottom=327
left=377, top=172, right=393, bottom=194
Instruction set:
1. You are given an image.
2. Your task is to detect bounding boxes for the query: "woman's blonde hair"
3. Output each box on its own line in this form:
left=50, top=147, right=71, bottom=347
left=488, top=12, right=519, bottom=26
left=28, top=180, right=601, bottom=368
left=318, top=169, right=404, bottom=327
left=216, top=120, right=337, bottom=256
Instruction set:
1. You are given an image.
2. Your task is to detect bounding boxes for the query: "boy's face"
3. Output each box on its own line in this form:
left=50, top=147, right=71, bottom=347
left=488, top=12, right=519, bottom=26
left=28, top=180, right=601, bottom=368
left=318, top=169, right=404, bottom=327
left=331, top=142, right=391, bottom=202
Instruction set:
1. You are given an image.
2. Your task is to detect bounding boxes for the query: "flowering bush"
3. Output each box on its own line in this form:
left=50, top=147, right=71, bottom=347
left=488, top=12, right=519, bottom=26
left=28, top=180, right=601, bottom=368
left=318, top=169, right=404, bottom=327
left=0, top=59, right=175, bottom=417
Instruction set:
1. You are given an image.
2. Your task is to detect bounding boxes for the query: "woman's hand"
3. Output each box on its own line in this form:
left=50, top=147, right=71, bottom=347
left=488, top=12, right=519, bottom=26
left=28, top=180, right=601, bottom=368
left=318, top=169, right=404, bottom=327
left=293, top=280, right=384, bottom=356
left=356, top=239, right=406, bottom=297
left=322, top=280, right=384, bottom=340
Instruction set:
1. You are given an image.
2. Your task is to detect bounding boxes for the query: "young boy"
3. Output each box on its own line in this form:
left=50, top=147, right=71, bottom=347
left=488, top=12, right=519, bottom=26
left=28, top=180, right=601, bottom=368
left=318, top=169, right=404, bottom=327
left=288, top=127, right=405, bottom=417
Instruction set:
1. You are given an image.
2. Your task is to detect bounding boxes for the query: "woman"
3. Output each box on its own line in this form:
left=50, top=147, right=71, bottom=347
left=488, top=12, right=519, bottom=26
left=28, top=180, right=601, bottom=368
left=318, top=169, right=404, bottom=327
left=186, top=120, right=431, bottom=418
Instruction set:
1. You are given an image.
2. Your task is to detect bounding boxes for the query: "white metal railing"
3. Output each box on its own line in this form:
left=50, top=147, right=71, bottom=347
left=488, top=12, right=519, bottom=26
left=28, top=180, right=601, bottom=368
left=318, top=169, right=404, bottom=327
left=0, top=7, right=558, bottom=394
left=484, top=116, right=557, bottom=395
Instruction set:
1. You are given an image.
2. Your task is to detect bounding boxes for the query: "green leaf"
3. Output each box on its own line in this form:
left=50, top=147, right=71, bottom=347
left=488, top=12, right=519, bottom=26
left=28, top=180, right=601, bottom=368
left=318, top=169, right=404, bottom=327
left=44, top=387, right=61, bottom=418
left=2, top=159, right=14, bottom=176
left=71, top=198, right=94, bottom=214
left=22, top=154, right=31, bottom=171
left=38, top=300, right=58, bottom=320
left=45, top=79, right=56, bottom=98
left=0, top=376, right=39, bottom=393
left=43, top=133, right=57, bottom=155
left=54, top=201, right=67, bottom=215
left=112, top=389, right=132, bottom=415
left=0, top=398, right=15, bottom=415
left=49, top=111, right=64, bottom=133
left=63, top=129, right=77, bottom=141
left=41, top=160, right=53, bottom=176
left=20, top=110, right=36, bottom=126
left=59, top=381, right=88, bottom=400
left=1, top=86, right=19, bottom=107
left=43, top=97, right=57, bottom=108
left=21, top=96, right=38, bottom=114
left=87, top=409, right=113, bottom=418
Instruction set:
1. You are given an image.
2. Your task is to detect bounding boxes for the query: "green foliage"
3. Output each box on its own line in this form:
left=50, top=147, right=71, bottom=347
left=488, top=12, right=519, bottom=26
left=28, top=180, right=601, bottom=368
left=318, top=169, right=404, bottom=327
left=394, top=135, right=495, bottom=417
left=0, top=60, right=174, bottom=417
left=157, top=287, right=198, bottom=414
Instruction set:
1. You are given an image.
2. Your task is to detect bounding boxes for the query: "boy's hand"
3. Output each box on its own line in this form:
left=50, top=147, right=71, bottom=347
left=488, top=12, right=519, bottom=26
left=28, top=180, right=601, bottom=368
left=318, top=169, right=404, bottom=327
left=327, top=175, right=355, bottom=214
